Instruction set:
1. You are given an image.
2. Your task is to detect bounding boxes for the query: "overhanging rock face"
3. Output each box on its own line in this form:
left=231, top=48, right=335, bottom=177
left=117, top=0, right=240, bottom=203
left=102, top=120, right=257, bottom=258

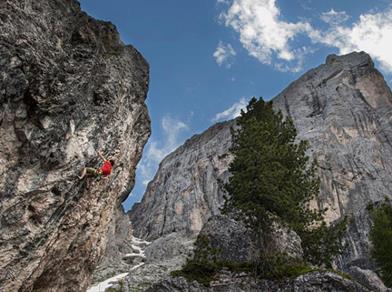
left=0, top=0, right=150, bottom=291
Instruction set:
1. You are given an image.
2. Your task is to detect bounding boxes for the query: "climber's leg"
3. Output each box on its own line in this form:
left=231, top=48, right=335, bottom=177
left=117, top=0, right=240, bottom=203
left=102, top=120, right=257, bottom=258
left=78, top=168, right=86, bottom=179
left=79, top=167, right=98, bottom=179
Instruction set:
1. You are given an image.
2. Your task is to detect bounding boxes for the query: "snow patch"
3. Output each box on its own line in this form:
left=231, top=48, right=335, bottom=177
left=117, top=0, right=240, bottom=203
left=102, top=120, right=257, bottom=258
left=87, top=273, right=128, bottom=292
left=123, top=252, right=146, bottom=259
left=130, top=262, right=144, bottom=271
left=132, top=236, right=151, bottom=245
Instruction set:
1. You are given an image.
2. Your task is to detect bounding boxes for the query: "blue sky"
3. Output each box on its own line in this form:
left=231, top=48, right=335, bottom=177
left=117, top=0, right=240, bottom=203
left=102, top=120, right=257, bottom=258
left=79, top=0, right=392, bottom=210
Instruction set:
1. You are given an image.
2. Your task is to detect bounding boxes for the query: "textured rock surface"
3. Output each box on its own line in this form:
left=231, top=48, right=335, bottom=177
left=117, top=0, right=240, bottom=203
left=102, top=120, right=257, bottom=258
left=197, top=215, right=258, bottom=264
left=90, top=235, right=152, bottom=291
left=336, top=205, right=374, bottom=270
left=272, top=52, right=392, bottom=279
left=0, top=0, right=150, bottom=291
left=123, top=233, right=195, bottom=291
left=348, top=266, right=389, bottom=292
left=90, top=207, right=135, bottom=285
left=146, top=272, right=370, bottom=292
left=273, top=52, right=392, bottom=223
left=197, top=215, right=302, bottom=264
left=335, top=203, right=391, bottom=291
left=131, top=52, right=392, bottom=235
left=129, top=51, right=392, bottom=289
left=130, top=121, right=234, bottom=240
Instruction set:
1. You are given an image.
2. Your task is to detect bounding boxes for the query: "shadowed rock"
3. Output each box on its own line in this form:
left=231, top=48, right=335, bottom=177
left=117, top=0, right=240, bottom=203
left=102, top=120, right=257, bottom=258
left=0, top=0, right=150, bottom=291
left=146, top=271, right=370, bottom=292
left=197, top=215, right=303, bottom=264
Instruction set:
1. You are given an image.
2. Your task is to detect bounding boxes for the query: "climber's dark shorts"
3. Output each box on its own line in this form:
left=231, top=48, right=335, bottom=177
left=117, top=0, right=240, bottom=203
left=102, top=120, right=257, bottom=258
left=85, top=167, right=102, bottom=177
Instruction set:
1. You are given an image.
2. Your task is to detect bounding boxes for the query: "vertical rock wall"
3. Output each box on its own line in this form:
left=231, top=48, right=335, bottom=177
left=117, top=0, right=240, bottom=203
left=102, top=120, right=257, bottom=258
left=130, top=122, right=233, bottom=240
left=273, top=52, right=392, bottom=224
left=130, top=52, right=392, bottom=279
left=0, top=0, right=150, bottom=291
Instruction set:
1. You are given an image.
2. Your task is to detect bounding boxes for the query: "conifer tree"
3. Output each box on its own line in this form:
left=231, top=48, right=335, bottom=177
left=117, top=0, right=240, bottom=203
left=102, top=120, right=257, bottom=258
left=370, top=199, right=392, bottom=287
left=223, top=97, right=345, bottom=267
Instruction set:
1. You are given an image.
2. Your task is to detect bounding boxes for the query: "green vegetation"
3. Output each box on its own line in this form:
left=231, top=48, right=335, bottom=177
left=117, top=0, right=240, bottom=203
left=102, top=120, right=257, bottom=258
left=171, top=235, right=314, bottom=286
left=171, top=235, right=219, bottom=286
left=369, top=199, right=392, bottom=287
left=172, top=97, right=347, bottom=286
left=106, top=279, right=125, bottom=292
left=223, top=98, right=320, bottom=233
left=248, top=254, right=315, bottom=280
left=300, top=217, right=348, bottom=266
left=222, top=97, right=346, bottom=266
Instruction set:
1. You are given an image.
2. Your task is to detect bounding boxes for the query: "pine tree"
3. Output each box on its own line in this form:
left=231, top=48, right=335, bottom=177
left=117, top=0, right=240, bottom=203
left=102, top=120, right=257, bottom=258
left=370, top=199, right=392, bottom=287
left=223, top=97, right=345, bottom=267
left=173, top=97, right=347, bottom=285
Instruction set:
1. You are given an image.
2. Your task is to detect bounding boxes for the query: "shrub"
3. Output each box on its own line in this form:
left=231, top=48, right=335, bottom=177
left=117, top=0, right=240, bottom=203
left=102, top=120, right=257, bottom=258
left=369, top=199, right=392, bottom=287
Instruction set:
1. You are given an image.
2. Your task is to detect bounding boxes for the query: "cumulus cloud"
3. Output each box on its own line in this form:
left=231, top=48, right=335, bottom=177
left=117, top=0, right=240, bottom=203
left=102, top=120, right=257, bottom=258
left=219, top=0, right=313, bottom=72
left=213, top=41, right=237, bottom=68
left=138, top=116, right=188, bottom=186
left=315, top=8, right=392, bottom=72
left=218, top=1, right=392, bottom=74
left=213, top=97, right=248, bottom=122
left=320, top=9, right=350, bottom=26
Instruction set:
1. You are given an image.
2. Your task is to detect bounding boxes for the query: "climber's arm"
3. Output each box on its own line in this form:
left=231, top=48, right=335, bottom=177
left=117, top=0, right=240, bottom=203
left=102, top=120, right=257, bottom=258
left=97, top=151, right=107, bottom=162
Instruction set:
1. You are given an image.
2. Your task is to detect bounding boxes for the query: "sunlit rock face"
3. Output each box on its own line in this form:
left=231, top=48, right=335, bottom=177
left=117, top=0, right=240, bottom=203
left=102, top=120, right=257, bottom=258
left=130, top=121, right=234, bottom=241
left=0, top=0, right=150, bottom=291
left=132, top=51, right=392, bottom=238
left=273, top=52, right=392, bottom=225
left=272, top=52, right=392, bottom=278
left=129, top=52, right=392, bottom=288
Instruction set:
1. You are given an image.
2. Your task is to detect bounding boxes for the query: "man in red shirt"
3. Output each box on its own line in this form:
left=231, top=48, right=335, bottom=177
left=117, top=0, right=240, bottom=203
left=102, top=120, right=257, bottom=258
left=79, top=151, right=115, bottom=179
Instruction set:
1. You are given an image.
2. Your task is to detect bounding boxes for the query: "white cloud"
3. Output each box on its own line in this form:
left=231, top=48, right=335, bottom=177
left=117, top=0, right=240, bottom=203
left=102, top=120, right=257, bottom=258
left=213, top=41, right=236, bottom=68
left=220, top=0, right=313, bottom=72
left=320, top=9, right=350, bottom=26
left=315, top=8, right=392, bottom=72
left=299, top=0, right=313, bottom=12
left=138, top=116, right=188, bottom=186
left=213, top=97, right=248, bottom=122
left=218, top=1, right=392, bottom=74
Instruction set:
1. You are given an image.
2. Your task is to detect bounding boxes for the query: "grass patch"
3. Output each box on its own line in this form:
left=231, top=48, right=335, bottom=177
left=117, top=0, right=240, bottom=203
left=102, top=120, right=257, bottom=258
left=171, top=260, right=218, bottom=287
left=171, top=256, right=316, bottom=286
left=106, top=279, right=125, bottom=292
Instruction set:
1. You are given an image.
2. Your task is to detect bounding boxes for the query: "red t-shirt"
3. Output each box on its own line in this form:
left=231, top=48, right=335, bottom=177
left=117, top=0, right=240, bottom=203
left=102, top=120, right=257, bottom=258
left=100, top=160, right=112, bottom=176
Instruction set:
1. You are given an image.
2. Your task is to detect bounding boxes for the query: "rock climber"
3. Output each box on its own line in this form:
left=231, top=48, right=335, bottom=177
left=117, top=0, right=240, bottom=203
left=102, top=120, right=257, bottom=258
left=78, top=151, right=115, bottom=179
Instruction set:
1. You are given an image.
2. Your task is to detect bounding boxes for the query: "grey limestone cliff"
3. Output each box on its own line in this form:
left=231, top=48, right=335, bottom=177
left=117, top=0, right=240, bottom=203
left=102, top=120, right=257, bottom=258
left=130, top=121, right=234, bottom=240
left=129, top=52, right=392, bottom=289
left=0, top=0, right=150, bottom=291
left=132, top=52, right=392, bottom=240
left=273, top=52, right=392, bottom=223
